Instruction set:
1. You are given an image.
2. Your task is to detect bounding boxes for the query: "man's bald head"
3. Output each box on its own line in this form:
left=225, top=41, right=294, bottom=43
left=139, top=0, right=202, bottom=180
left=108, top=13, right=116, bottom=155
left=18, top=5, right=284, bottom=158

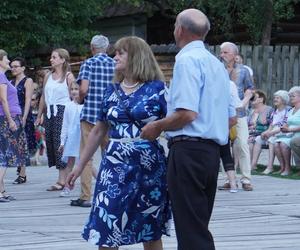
left=177, top=9, right=210, bottom=39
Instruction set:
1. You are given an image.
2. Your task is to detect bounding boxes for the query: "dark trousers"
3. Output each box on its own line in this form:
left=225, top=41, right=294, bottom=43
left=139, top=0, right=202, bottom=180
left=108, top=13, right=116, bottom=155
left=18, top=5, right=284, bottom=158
left=167, top=140, right=220, bottom=250
left=220, top=139, right=235, bottom=171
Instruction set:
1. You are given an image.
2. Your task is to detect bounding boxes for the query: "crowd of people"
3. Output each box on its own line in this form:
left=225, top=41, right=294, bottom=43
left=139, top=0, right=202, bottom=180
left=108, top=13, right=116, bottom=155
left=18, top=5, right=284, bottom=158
left=1, top=7, right=300, bottom=250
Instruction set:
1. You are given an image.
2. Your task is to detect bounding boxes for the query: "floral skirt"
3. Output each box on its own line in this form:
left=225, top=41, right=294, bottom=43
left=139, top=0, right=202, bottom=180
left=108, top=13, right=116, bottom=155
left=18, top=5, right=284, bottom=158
left=0, top=115, right=28, bottom=168
left=82, top=140, right=172, bottom=247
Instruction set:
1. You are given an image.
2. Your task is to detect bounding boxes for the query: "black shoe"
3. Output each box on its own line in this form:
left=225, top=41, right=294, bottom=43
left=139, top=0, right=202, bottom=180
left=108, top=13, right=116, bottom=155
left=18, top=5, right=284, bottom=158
left=13, top=175, right=26, bottom=184
left=70, top=198, right=91, bottom=207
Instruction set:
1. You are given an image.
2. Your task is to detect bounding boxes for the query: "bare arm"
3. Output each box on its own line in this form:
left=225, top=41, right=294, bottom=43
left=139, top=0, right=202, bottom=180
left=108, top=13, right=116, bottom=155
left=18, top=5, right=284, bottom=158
left=0, top=84, right=17, bottom=131
left=78, top=79, right=89, bottom=104
left=140, top=109, right=197, bottom=141
left=66, top=121, right=109, bottom=189
left=22, top=78, right=34, bottom=126
left=229, top=116, right=237, bottom=129
left=35, top=73, right=50, bottom=125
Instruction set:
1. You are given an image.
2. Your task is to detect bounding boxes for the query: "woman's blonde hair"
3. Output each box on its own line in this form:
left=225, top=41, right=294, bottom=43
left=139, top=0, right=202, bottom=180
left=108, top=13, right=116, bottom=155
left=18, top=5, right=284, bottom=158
left=52, top=48, right=71, bottom=83
left=113, top=36, right=164, bottom=83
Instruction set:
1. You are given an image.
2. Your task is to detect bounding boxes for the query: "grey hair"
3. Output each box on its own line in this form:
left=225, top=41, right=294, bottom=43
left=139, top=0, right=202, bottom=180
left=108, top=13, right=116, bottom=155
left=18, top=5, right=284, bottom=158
left=91, top=35, right=109, bottom=50
left=220, top=42, right=239, bottom=55
left=289, top=86, right=300, bottom=95
left=179, top=14, right=210, bottom=39
left=274, top=90, right=289, bottom=104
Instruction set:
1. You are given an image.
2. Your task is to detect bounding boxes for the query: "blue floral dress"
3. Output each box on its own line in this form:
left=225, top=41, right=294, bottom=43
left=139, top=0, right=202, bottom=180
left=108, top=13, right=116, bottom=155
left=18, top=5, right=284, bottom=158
left=82, top=80, right=172, bottom=247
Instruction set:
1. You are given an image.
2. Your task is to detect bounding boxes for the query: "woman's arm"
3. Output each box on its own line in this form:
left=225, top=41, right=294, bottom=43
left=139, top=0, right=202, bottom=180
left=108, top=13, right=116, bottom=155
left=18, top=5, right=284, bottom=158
left=0, top=84, right=17, bottom=131
left=67, top=72, right=76, bottom=97
left=35, top=73, right=50, bottom=125
left=66, top=121, right=109, bottom=189
left=22, top=78, right=34, bottom=126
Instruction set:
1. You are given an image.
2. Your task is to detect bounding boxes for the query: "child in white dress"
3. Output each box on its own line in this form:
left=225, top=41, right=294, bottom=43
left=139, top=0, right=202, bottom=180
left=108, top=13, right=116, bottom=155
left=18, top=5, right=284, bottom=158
left=58, top=81, right=83, bottom=197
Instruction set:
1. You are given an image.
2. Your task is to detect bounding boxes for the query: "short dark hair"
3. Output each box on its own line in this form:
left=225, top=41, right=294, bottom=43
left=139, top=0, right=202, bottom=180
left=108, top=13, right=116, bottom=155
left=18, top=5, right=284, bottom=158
left=255, top=90, right=267, bottom=104
left=11, top=57, right=26, bottom=67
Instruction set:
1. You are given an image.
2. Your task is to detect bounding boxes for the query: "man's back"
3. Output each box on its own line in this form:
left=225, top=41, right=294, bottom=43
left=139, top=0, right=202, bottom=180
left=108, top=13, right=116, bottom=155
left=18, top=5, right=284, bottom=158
left=78, top=53, right=114, bottom=124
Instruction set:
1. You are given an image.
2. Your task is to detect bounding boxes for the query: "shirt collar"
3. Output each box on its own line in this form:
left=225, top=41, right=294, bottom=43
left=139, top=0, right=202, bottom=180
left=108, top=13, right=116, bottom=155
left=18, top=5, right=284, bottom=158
left=176, top=40, right=205, bottom=60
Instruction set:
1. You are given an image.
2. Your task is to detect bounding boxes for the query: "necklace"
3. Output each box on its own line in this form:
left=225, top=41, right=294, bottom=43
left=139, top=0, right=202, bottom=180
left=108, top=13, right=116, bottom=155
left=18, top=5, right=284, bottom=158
left=121, top=81, right=139, bottom=89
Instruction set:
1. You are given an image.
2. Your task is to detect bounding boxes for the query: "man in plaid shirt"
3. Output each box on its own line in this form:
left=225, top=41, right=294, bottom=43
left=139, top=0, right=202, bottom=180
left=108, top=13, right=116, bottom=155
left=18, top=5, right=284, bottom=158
left=70, top=35, right=115, bottom=207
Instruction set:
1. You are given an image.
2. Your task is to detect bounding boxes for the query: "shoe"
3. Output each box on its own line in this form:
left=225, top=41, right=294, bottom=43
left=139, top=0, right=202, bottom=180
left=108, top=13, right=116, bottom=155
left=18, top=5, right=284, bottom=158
left=229, top=183, right=238, bottom=193
left=263, top=168, right=273, bottom=174
left=60, top=187, right=71, bottom=197
left=70, top=198, right=91, bottom=207
left=13, top=175, right=26, bottom=184
left=1, top=191, right=16, bottom=201
left=242, top=183, right=253, bottom=191
left=218, top=183, right=231, bottom=190
left=46, top=182, right=64, bottom=191
left=0, top=196, right=10, bottom=202
left=280, top=171, right=290, bottom=176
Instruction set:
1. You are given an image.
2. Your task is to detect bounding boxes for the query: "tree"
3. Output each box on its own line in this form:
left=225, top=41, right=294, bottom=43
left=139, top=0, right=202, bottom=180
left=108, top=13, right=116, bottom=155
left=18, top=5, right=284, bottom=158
left=0, top=0, right=104, bottom=64
left=104, top=0, right=299, bottom=45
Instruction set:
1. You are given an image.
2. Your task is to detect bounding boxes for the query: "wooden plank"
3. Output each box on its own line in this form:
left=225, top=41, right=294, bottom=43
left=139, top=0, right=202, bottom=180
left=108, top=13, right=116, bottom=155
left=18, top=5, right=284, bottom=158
left=1, top=148, right=300, bottom=250
left=282, top=45, right=290, bottom=90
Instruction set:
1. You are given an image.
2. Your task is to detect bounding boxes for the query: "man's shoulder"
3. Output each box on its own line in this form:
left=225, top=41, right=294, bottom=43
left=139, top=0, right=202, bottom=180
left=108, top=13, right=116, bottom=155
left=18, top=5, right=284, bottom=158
left=88, top=54, right=114, bottom=64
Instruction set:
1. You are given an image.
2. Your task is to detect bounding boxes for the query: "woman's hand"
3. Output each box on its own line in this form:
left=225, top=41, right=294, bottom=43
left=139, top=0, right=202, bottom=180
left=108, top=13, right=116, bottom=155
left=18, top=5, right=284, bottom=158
left=34, top=117, right=42, bottom=126
left=22, top=116, right=27, bottom=127
left=280, top=124, right=290, bottom=133
left=9, top=119, right=17, bottom=131
left=58, top=145, right=64, bottom=153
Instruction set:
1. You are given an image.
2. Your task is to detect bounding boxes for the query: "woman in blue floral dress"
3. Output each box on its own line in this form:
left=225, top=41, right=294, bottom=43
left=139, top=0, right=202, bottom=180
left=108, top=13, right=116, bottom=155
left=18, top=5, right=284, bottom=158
left=66, top=36, right=171, bottom=249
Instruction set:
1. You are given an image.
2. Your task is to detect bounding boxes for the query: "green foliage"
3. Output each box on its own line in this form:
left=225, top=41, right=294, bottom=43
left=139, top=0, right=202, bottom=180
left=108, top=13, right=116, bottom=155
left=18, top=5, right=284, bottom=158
left=0, top=0, right=103, bottom=64
left=0, top=0, right=299, bottom=65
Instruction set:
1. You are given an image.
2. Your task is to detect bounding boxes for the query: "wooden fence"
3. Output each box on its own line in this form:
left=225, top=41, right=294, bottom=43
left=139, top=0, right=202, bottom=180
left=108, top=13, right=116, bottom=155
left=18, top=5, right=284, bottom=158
left=34, top=45, right=300, bottom=104
left=154, top=44, right=300, bottom=103
left=210, top=45, right=300, bottom=97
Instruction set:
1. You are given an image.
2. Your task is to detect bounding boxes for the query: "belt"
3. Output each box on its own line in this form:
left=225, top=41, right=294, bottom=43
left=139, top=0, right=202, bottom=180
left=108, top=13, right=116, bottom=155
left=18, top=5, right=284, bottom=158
left=110, top=137, right=150, bottom=143
left=167, top=135, right=217, bottom=148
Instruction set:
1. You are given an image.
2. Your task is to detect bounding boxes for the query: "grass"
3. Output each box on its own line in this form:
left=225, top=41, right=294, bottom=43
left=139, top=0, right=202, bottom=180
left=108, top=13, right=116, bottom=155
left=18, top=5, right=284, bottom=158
left=252, top=164, right=300, bottom=180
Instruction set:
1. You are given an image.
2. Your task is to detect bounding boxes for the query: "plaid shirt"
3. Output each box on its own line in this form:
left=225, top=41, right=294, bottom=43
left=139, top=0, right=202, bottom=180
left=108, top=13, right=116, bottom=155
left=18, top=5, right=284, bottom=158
left=77, top=53, right=115, bottom=124
left=230, top=63, right=254, bottom=100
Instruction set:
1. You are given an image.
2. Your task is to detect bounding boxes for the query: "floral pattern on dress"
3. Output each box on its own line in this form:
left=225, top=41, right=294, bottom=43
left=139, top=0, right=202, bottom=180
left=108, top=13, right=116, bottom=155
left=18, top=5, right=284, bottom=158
left=82, top=80, right=171, bottom=247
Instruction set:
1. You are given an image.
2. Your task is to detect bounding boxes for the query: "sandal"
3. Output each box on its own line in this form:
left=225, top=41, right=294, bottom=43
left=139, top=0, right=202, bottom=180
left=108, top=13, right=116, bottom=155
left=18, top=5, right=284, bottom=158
left=1, top=191, right=16, bottom=201
left=13, top=175, right=26, bottom=184
left=46, top=182, right=64, bottom=191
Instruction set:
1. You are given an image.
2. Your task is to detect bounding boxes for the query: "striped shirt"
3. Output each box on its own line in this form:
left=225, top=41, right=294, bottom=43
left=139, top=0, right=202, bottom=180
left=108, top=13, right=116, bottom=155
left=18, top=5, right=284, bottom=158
left=77, top=53, right=115, bottom=124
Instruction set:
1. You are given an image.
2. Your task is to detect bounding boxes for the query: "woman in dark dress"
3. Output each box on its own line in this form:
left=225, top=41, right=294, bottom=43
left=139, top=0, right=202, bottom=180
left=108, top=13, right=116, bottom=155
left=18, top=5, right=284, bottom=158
left=11, top=57, right=35, bottom=184
left=66, top=36, right=171, bottom=250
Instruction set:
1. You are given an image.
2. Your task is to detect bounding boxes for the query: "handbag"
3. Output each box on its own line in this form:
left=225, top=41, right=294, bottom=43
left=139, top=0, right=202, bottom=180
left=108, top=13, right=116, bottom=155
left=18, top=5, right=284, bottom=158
left=229, top=125, right=237, bottom=141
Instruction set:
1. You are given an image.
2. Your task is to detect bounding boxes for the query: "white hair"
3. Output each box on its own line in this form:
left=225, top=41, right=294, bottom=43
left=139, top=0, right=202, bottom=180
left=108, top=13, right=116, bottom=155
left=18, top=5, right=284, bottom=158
left=289, top=86, right=300, bottom=95
left=220, top=42, right=239, bottom=55
left=274, top=90, right=289, bottom=104
left=90, top=35, right=109, bottom=50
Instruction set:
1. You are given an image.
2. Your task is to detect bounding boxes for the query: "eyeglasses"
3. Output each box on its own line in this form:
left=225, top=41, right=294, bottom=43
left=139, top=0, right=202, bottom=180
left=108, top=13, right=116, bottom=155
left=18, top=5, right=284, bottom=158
left=31, top=98, right=37, bottom=101
left=11, top=65, right=21, bottom=69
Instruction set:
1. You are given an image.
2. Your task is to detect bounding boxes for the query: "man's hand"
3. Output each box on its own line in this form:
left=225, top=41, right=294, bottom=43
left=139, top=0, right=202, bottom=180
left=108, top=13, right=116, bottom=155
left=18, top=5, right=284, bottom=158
left=65, top=167, right=83, bottom=190
left=140, top=121, right=162, bottom=141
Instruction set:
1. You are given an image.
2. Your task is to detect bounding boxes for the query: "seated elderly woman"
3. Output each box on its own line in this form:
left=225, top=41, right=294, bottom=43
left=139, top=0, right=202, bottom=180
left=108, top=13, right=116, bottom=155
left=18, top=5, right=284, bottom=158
left=259, top=90, right=290, bottom=174
left=247, top=90, right=273, bottom=170
left=275, top=86, right=300, bottom=176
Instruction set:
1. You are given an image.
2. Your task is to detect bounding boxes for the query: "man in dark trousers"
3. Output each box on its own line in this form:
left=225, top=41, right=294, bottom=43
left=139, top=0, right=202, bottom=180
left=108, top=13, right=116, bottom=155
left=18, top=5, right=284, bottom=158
left=141, top=9, right=230, bottom=250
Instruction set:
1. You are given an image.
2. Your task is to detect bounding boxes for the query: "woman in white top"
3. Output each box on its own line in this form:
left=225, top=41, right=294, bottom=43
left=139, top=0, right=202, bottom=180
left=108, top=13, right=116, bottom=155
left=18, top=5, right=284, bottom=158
left=36, top=48, right=75, bottom=191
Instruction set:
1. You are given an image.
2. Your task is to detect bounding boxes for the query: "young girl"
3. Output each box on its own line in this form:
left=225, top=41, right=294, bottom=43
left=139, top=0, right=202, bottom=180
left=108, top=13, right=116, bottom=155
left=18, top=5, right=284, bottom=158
left=58, top=81, right=83, bottom=197
left=31, top=92, right=46, bottom=165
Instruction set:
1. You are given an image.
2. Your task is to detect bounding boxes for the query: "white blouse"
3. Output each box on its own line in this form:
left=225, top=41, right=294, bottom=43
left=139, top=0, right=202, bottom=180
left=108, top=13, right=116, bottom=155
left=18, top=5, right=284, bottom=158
left=44, top=74, right=70, bottom=118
